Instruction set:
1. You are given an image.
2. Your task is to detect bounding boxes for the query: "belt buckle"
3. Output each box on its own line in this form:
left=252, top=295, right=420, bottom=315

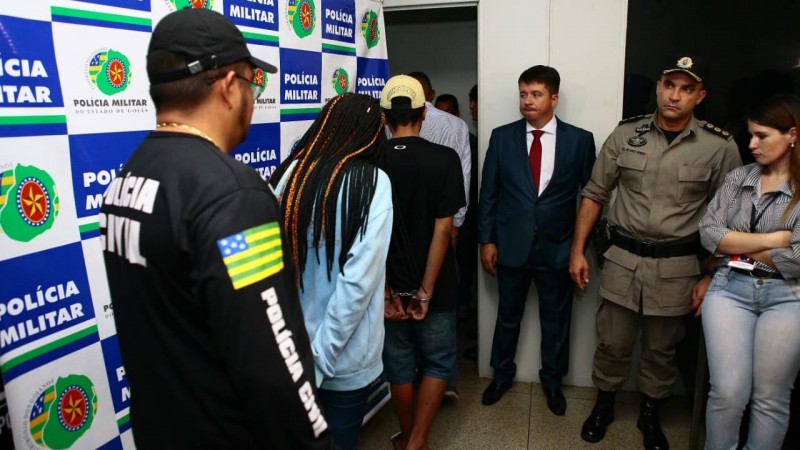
left=640, top=240, right=657, bottom=258
left=748, top=269, right=769, bottom=279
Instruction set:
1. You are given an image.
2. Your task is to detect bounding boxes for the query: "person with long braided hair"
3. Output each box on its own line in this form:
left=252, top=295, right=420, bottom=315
left=270, top=93, right=392, bottom=450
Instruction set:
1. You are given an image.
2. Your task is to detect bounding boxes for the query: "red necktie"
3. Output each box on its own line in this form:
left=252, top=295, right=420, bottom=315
left=529, top=129, right=544, bottom=193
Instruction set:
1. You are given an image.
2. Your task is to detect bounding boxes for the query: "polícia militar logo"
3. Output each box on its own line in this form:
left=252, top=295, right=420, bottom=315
left=360, top=10, right=380, bottom=49
left=331, top=68, right=349, bottom=95
left=27, top=375, right=97, bottom=449
left=254, top=67, right=268, bottom=91
left=286, top=0, right=316, bottom=38
left=166, top=0, right=215, bottom=11
left=86, top=49, right=131, bottom=96
left=0, top=164, right=59, bottom=243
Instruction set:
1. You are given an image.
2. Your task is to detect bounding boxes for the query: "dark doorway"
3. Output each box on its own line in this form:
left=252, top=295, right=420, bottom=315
left=623, top=0, right=800, bottom=165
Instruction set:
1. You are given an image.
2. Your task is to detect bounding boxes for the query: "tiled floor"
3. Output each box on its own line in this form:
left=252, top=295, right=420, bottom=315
left=359, top=315, right=693, bottom=449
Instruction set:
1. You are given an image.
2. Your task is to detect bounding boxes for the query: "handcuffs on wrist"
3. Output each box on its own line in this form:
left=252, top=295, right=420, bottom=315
left=389, top=289, right=432, bottom=303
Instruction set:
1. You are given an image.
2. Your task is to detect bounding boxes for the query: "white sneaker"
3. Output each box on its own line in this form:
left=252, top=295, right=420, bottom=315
left=444, top=388, right=459, bottom=400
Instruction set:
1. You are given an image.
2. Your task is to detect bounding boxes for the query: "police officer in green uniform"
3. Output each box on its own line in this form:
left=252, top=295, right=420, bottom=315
left=569, top=55, right=741, bottom=450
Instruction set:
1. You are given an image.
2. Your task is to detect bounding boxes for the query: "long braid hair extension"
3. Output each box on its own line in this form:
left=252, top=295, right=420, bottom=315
left=270, top=93, right=386, bottom=288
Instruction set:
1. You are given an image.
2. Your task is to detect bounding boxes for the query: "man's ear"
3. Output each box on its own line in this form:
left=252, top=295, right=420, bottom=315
left=695, top=88, right=707, bottom=106
left=217, top=70, right=239, bottom=109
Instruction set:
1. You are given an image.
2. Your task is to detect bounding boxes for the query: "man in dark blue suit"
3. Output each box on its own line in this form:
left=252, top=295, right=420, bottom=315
left=478, top=66, right=596, bottom=414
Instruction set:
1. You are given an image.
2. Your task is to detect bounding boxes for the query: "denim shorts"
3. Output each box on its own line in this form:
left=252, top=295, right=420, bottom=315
left=382, top=311, right=456, bottom=384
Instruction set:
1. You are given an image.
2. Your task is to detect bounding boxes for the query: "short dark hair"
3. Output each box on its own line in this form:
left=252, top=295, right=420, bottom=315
left=383, top=97, right=424, bottom=128
left=435, top=94, right=459, bottom=110
left=148, top=50, right=244, bottom=112
left=518, top=65, right=560, bottom=94
left=406, top=72, right=433, bottom=95
left=468, top=84, right=477, bottom=102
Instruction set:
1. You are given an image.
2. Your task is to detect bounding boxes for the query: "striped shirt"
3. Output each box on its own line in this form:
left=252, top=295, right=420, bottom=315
left=699, top=163, right=800, bottom=278
left=419, top=102, right=471, bottom=227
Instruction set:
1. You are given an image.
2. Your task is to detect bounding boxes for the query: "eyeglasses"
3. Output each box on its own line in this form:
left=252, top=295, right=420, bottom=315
left=208, top=67, right=266, bottom=101
left=234, top=67, right=266, bottom=101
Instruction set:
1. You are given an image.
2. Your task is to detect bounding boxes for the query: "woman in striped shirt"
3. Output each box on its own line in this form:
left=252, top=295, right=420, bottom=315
left=699, top=93, right=800, bottom=450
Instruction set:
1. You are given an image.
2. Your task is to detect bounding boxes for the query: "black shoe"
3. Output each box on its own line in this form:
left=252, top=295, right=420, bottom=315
left=481, top=380, right=511, bottom=406
left=637, top=395, right=669, bottom=450
left=541, top=385, right=567, bottom=415
left=463, top=345, right=477, bottom=361
left=581, top=390, right=616, bottom=443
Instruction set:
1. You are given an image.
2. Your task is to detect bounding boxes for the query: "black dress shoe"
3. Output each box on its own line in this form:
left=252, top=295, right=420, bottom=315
left=541, top=386, right=566, bottom=416
left=481, top=380, right=511, bottom=406
left=581, top=390, right=616, bottom=443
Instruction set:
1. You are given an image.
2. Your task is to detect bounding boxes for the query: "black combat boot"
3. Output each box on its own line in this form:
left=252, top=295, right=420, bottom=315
left=637, top=395, right=669, bottom=450
left=581, top=389, right=616, bottom=443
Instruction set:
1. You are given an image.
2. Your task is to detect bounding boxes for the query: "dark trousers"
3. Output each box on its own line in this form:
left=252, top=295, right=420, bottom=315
left=457, top=212, right=478, bottom=309
left=489, top=235, right=574, bottom=389
left=318, top=386, right=370, bottom=450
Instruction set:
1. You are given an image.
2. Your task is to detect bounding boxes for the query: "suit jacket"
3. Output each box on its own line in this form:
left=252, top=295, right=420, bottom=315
left=478, top=117, right=596, bottom=269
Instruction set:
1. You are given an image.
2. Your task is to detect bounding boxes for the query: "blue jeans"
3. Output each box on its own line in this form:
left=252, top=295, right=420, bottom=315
left=702, top=269, right=800, bottom=450
left=383, top=311, right=457, bottom=384
left=318, top=386, right=370, bottom=450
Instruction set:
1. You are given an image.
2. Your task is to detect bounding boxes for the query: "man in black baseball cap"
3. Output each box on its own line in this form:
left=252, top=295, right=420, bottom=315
left=148, top=7, right=277, bottom=85
left=102, top=8, right=331, bottom=449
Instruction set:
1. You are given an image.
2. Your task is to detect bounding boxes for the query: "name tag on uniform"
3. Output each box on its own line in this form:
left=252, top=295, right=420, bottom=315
left=727, top=255, right=755, bottom=271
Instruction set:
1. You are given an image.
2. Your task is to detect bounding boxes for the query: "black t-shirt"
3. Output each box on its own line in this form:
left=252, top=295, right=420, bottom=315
left=384, top=136, right=465, bottom=313
left=100, top=132, right=330, bottom=449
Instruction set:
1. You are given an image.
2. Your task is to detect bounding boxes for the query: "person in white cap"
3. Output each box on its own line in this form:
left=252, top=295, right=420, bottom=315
left=381, top=75, right=465, bottom=450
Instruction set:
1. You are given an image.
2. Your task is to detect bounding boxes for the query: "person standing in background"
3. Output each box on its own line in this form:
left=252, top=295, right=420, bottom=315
left=271, top=93, right=392, bottom=450
left=435, top=92, right=479, bottom=322
left=434, top=93, right=460, bottom=117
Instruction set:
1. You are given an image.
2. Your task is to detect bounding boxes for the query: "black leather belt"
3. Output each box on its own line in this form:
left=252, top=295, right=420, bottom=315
left=730, top=267, right=784, bottom=280
left=609, top=228, right=699, bottom=258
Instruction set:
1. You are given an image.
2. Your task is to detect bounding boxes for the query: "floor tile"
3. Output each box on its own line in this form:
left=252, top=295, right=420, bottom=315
left=360, top=386, right=531, bottom=450
left=532, top=383, right=642, bottom=405
left=528, top=394, right=691, bottom=450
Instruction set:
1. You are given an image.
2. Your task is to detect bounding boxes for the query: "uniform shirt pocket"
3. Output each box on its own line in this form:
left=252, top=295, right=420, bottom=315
left=600, top=245, right=638, bottom=297
left=617, top=150, right=647, bottom=192
left=677, top=165, right=711, bottom=204
left=658, top=256, right=701, bottom=306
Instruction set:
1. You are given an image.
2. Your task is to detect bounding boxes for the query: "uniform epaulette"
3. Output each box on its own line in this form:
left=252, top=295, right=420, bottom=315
left=700, top=122, right=732, bottom=139
left=618, top=114, right=651, bottom=125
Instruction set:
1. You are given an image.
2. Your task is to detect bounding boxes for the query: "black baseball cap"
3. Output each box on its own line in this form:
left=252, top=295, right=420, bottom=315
left=662, top=54, right=706, bottom=83
left=147, top=8, right=277, bottom=85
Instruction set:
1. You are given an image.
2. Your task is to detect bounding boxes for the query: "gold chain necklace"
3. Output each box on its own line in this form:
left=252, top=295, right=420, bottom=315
left=156, top=122, right=219, bottom=149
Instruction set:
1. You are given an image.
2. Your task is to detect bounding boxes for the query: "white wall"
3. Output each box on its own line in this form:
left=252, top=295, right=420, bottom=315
left=384, top=20, right=477, bottom=133
left=476, top=0, right=629, bottom=387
